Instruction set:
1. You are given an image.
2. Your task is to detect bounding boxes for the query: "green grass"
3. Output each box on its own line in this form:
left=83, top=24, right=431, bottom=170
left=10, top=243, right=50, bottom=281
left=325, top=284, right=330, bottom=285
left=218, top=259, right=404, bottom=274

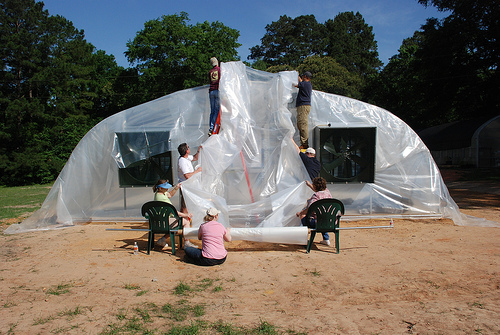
left=7, top=323, right=17, bottom=334
left=27, top=276, right=306, bottom=335
left=59, top=306, right=90, bottom=319
left=97, top=278, right=308, bottom=334
left=100, top=309, right=305, bottom=335
left=310, top=269, right=321, bottom=277
left=469, top=301, right=485, bottom=309
left=173, top=281, right=192, bottom=295
left=123, top=283, right=141, bottom=290
left=162, top=300, right=205, bottom=322
left=33, top=315, right=55, bottom=325
left=46, top=283, right=71, bottom=296
left=0, top=183, right=52, bottom=221
left=134, top=306, right=152, bottom=322
left=173, top=278, right=224, bottom=296
left=3, top=301, right=17, bottom=308
left=136, top=290, right=148, bottom=296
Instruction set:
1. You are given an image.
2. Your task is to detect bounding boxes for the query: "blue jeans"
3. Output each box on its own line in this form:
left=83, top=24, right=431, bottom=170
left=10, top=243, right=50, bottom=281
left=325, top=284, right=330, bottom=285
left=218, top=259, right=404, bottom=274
left=209, top=90, right=220, bottom=132
left=301, top=217, right=329, bottom=240
left=184, top=246, right=226, bottom=266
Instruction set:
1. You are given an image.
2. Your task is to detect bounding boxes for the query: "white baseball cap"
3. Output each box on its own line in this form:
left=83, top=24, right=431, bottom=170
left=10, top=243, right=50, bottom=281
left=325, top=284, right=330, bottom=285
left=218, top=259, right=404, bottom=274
left=206, top=207, right=220, bottom=216
left=305, top=147, right=316, bottom=155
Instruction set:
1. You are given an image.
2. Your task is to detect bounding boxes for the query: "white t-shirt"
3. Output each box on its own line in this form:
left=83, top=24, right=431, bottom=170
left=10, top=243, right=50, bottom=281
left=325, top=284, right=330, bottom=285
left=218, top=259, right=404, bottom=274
left=178, top=155, right=194, bottom=182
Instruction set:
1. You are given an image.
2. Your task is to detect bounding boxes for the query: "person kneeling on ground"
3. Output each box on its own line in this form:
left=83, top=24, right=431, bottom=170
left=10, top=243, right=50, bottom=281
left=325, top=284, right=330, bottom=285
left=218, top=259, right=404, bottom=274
left=296, top=177, right=332, bottom=246
left=184, top=207, right=231, bottom=266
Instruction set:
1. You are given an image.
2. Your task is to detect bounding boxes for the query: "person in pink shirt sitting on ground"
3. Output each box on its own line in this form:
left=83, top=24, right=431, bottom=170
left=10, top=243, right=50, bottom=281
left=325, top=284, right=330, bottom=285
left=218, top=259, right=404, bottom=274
left=184, top=207, right=232, bottom=266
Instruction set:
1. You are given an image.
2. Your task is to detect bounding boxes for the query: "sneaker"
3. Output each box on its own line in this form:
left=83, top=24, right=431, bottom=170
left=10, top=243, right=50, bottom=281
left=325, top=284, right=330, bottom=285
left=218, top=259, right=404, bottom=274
left=320, top=240, right=331, bottom=246
left=208, top=130, right=213, bottom=136
left=183, top=240, right=196, bottom=249
left=156, top=237, right=168, bottom=248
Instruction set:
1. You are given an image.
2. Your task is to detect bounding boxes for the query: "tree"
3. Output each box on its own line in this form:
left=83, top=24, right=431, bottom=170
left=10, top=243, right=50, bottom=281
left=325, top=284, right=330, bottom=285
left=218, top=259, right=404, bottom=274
left=248, top=15, right=324, bottom=67
left=0, top=0, right=121, bottom=185
left=365, top=33, right=430, bottom=129
left=1, top=0, right=61, bottom=185
left=416, top=0, right=499, bottom=124
left=0, top=0, right=49, bottom=101
left=323, top=11, right=382, bottom=76
left=125, top=12, right=241, bottom=101
left=247, top=59, right=269, bottom=71
left=248, top=12, right=380, bottom=101
left=297, top=56, right=363, bottom=99
left=369, top=0, right=499, bottom=129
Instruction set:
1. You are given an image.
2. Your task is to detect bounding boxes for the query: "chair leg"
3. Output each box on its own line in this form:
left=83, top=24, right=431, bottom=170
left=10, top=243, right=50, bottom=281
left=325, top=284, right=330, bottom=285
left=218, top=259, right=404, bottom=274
left=334, top=230, right=339, bottom=254
left=179, top=233, right=183, bottom=250
left=147, top=231, right=152, bottom=255
left=170, top=232, right=176, bottom=255
left=306, top=231, right=316, bottom=253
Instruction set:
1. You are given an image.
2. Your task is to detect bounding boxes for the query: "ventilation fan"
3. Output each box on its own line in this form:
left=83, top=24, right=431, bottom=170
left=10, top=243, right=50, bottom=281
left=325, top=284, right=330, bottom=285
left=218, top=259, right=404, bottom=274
left=316, top=127, right=376, bottom=183
left=114, top=131, right=173, bottom=187
left=118, top=152, right=172, bottom=187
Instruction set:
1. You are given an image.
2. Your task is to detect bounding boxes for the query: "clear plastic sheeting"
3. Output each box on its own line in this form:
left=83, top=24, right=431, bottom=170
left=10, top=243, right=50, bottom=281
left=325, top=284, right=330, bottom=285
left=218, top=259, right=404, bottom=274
left=7, top=61, right=493, bottom=236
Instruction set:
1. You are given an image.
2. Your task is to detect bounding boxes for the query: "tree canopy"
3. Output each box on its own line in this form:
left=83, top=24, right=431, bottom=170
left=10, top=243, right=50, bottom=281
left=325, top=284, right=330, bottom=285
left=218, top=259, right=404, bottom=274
left=248, top=12, right=381, bottom=100
left=323, top=12, right=382, bottom=76
left=367, top=0, right=499, bottom=129
left=249, top=13, right=381, bottom=77
left=249, top=15, right=324, bottom=68
left=125, top=12, right=241, bottom=101
left=0, top=0, right=122, bottom=185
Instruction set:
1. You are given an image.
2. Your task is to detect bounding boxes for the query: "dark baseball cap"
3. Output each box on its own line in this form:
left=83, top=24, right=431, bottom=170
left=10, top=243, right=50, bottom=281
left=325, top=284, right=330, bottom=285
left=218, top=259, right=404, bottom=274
left=303, top=71, right=312, bottom=78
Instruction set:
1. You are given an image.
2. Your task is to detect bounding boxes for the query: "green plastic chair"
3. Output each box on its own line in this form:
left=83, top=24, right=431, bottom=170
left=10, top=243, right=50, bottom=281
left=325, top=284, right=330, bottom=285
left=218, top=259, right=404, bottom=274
left=305, top=198, right=345, bottom=254
left=141, top=201, right=184, bottom=255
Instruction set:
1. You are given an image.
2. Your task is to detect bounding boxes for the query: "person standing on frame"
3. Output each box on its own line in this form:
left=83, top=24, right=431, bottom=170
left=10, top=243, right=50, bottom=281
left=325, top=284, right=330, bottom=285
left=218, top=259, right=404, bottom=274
left=294, top=71, right=313, bottom=149
left=208, top=57, right=221, bottom=136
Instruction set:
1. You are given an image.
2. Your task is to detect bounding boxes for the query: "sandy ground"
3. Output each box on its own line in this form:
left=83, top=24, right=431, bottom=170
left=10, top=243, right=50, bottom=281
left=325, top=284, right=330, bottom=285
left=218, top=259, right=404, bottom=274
left=1, top=179, right=499, bottom=334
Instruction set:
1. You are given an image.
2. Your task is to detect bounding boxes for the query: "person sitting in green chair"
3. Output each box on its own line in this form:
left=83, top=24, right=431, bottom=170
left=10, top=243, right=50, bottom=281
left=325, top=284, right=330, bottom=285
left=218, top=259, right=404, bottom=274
left=153, top=179, right=192, bottom=248
left=296, top=177, right=332, bottom=246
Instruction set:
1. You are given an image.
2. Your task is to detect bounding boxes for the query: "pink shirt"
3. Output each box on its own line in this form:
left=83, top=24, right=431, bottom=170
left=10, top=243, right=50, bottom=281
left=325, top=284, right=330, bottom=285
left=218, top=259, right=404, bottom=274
left=307, top=189, right=332, bottom=208
left=199, top=220, right=228, bottom=260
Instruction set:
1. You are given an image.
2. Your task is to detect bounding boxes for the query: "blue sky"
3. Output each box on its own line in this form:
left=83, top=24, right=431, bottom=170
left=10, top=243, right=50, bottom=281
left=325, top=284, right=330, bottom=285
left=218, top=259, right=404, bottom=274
left=41, top=0, right=448, bottom=68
